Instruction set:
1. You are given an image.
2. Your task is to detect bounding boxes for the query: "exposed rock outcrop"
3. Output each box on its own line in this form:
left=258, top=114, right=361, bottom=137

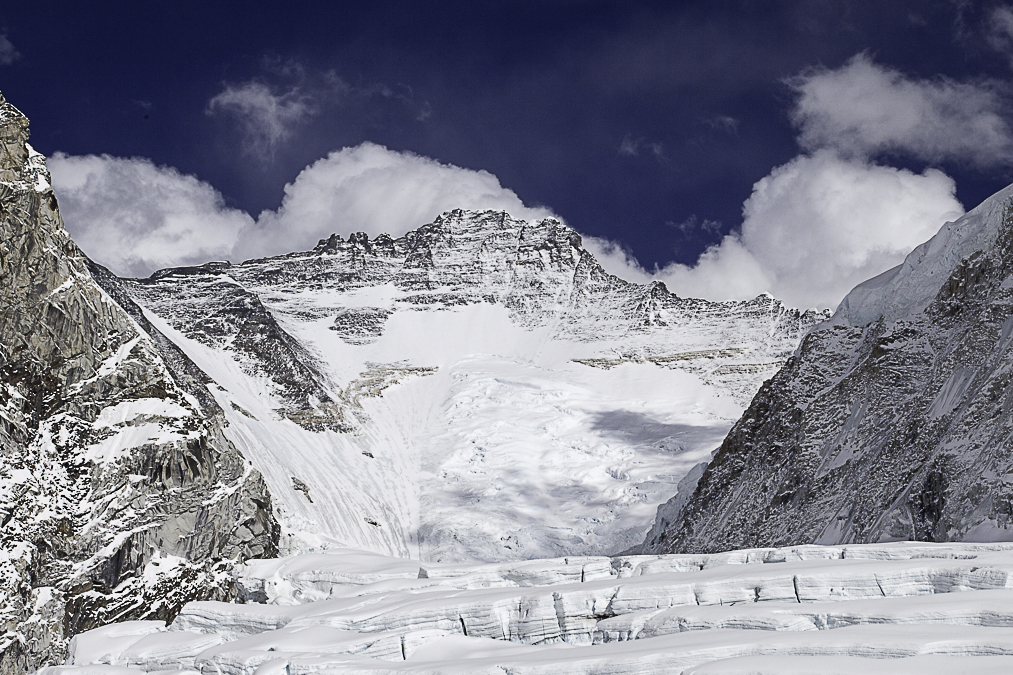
left=0, top=94, right=279, bottom=672
left=642, top=184, right=1013, bottom=554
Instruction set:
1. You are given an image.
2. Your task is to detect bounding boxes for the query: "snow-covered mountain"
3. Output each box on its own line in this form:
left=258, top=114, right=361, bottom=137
left=13, top=87, right=1013, bottom=674
left=0, top=91, right=828, bottom=670
left=642, top=182, right=1013, bottom=555
left=0, top=95, right=279, bottom=674
left=119, top=209, right=827, bottom=564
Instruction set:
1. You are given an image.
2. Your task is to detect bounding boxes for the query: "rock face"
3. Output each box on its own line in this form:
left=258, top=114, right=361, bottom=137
left=642, top=183, right=1013, bottom=555
left=121, top=209, right=828, bottom=563
left=0, top=95, right=279, bottom=672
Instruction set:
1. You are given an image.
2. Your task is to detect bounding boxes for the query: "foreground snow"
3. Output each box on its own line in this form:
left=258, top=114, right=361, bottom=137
left=46, top=542, right=1013, bottom=674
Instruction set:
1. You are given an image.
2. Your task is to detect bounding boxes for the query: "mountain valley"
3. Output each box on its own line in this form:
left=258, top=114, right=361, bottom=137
left=8, top=88, right=1013, bottom=674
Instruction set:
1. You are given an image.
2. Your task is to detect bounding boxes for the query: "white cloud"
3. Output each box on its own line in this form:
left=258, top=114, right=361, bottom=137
left=49, top=143, right=553, bottom=277
left=585, top=234, right=772, bottom=302
left=50, top=143, right=963, bottom=310
left=48, top=153, right=253, bottom=278
left=790, top=53, right=1013, bottom=167
left=734, top=151, right=963, bottom=308
left=207, top=81, right=325, bottom=160
left=236, top=142, right=553, bottom=261
left=988, top=6, right=1013, bottom=68
left=618, top=136, right=639, bottom=156
left=592, top=150, right=964, bottom=310
left=618, top=135, right=663, bottom=158
left=703, top=115, right=739, bottom=134
left=50, top=52, right=980, bottom=309
left=0, top=34, right=20, bottom=66
left=586, top=54, right=988, bottom=310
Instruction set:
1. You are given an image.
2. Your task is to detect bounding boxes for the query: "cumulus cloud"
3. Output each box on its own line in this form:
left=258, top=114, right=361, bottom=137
left=49, top=55, right=980, bottom=309
left=48, top=153, right=254, bottom=278
left=50, top=140, right=962, bottom=309
left=594, top=151, right=963, bottom=310
left=584, top=234, right=772, bottom=302
left=237, top=142, right=553, bottom=260
left=790, top=53, right=1013, bottom=167
left=49, top=143, right=553, bottom=277
left=728, top=151, right=961, bottom=308
left=0, top=34, right=20, bottom=66
left=585, top=54, right=989, bottom=310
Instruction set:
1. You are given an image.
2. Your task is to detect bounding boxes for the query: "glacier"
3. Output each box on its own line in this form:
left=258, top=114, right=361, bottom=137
left=46, top=541, right=1013, bottom=674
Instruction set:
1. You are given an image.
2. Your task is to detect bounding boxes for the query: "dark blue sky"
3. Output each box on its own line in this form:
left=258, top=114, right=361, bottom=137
left=2, top=0, right=1012, bottom=269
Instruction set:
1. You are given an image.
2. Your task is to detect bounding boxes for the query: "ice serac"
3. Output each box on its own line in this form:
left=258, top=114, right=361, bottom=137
left=642, top=182, right=1013, bottom=555
left=122, top=209, right=828, bottom=563
left=47, top=542, right=1013, bottom=674
left=0, top=94, right=280, bottom=672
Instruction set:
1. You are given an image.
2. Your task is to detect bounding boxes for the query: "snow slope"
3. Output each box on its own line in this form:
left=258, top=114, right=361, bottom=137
left=48, top=541, right=1013, bottom=674
left=123, top=210, right=827, bottom=562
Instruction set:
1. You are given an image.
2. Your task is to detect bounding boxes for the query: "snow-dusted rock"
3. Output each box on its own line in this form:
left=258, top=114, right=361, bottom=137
left=0, top=93, right=279, bottom=673
left=642, top=184, right=1013, bottom=554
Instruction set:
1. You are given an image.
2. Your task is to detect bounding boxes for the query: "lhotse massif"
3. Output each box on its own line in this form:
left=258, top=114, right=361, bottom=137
left=0, top=93, right=825, bottom=668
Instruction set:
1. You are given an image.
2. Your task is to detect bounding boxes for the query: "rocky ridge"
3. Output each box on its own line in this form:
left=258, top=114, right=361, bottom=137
left=0, top=95, right=279, bottom=672
left=642, top=182, right=1013, bottom=554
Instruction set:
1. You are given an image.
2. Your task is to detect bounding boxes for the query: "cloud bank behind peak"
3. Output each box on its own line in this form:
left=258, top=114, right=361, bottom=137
left=54, top=53, right=995, bottom=309
left=49, top=143, right=553, bottom=278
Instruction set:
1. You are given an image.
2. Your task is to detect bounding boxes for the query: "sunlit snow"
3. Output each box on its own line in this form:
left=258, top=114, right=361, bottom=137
left=48, top=542, right=1013, bottom=674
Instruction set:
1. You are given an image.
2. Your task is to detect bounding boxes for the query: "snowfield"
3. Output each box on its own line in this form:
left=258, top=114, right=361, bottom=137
left=45, top=542, right=1013, bottom=674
